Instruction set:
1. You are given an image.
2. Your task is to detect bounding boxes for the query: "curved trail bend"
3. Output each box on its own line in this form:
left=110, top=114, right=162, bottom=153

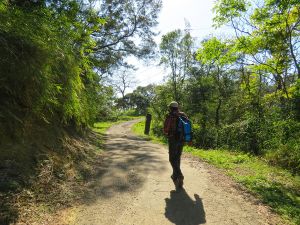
left=73, top=120, right=279, bottom=225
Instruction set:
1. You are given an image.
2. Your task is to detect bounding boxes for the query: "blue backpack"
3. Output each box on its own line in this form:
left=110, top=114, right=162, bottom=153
left=177, top=116, right=192, bottom=142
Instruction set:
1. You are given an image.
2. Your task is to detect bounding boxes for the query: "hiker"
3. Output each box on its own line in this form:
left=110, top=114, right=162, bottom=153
left=163, top=101, right=188, bottom=189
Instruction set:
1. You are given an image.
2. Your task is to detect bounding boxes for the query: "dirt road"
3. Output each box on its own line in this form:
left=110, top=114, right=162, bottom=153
left=72, top=120, right=279, bottom=225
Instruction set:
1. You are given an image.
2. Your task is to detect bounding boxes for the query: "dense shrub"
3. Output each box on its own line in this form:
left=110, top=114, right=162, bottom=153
left=266, top=140, right=300, bottom=175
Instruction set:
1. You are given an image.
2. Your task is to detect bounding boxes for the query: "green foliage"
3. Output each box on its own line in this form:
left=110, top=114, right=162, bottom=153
left=159, top=29, right=194, bottom=102
left=118, top=85, right=156, bottom=115
left=197, top=37, right=237, bottom=66
left=213, top=0, right=250, bottom=27
left=146, top=0, right=300, bottom=175
left=266, top=142, right=300, bottom=175
left=0, top=2, right=102, bottom=134
left=0, top=0, right=162, bottom=138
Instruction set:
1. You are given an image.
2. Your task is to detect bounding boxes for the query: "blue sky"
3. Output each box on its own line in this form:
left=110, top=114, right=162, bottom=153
left=130, top=0, right=232, bottom=91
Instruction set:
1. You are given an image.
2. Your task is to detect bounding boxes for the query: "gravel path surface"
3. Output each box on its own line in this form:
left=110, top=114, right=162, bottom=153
left=72, top=120, right=280, bottom=225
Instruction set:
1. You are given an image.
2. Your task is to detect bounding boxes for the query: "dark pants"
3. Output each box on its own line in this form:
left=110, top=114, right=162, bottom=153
left=168, top=138, right=184, bottom=180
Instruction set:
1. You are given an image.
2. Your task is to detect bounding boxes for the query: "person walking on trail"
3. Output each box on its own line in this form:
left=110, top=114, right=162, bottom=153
left=163, top=101, right=188, bottom=189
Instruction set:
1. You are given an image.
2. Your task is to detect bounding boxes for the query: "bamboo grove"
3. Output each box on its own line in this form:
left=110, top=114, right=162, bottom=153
left=0, top=0, right=162, bottom=138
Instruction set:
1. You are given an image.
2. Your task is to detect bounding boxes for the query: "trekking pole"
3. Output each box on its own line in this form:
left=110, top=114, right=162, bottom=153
left=144, top=113, right=152, bottom=135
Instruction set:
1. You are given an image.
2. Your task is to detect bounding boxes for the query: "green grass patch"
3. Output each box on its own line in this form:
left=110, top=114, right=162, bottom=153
left=93, top=121, right=116, bottom=134
left=93, top=117, right=142, bottom=148
left=132, top=120, right=167, bottom=143
left=132, top=122, right=300, bottom=225
left=93, top=116, right=142, bottom=134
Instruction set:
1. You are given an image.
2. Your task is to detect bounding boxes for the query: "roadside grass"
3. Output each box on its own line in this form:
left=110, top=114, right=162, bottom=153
left=93, top=116, right=142, bottom=134
left=92, top=116, right=142, bottom=149
left=93, top=121, right=117, bottom=134
left=132, top=120, right=300, bottom=225
left=131, top=119, right=167, bottom=143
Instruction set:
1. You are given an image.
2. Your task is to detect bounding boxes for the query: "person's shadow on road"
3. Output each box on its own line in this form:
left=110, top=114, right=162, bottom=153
left=165, top=189, right=206, bottom=225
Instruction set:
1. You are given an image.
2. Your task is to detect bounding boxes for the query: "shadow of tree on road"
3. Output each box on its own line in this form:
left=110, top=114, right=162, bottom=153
left=80, top=133, right=167, bottom=204
left=165, top=189, right=206, bottom=225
